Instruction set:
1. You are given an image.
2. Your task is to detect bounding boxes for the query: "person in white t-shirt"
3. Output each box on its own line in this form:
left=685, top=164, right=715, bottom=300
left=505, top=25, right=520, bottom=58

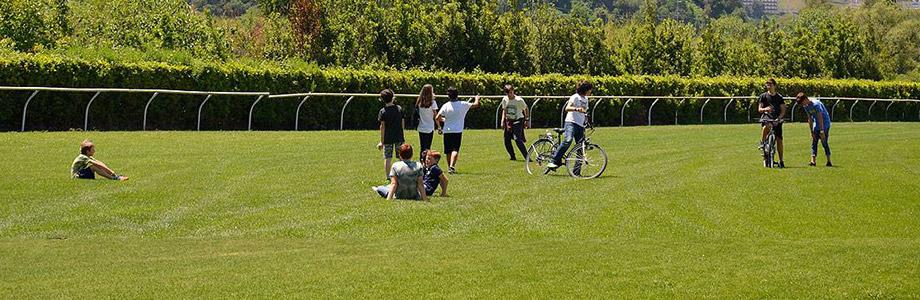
left=435, top=87, right=481, bottom=174
left=547, top=81, right=592, bottom=171
left=500, top=84, right=529, bottom=161
left=415, top=84, right=439, bottom=159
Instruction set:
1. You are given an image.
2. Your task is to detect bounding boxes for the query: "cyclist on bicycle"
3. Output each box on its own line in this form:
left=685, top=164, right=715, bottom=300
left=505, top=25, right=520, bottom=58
left=546, top=81, right=592, bottom=171
left=758, top=78, right=787, bottom=168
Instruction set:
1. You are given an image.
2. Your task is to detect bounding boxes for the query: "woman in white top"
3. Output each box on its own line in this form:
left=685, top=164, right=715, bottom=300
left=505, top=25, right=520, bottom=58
left=416, top=84, right=438, bottom=159
left=435, top=87, right=481, bottom=174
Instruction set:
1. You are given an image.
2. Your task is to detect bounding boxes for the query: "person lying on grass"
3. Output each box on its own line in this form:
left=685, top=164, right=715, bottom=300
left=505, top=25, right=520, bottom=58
left=372, top=143, right=428, bottom=201
left=71, top=139, right=128, bottom=181
left=422, top=150, right=449, bottom=197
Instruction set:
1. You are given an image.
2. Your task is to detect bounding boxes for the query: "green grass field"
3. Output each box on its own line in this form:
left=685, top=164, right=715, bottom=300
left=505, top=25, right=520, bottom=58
left=1, top=123, right=919, bottom=298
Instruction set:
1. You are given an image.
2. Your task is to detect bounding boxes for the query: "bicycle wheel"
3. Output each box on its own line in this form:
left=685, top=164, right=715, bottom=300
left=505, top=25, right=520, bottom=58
left=566, top=142, right=607, bottom=179
left=525, top=139, right=555, bottom=175
left=763, top=134, right=775, bottom=168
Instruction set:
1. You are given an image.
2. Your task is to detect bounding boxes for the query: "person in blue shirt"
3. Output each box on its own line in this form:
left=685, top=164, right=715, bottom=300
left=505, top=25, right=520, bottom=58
left=421, top=150, right=449, bottom=197
left=795, top=92, right=832, bottom=167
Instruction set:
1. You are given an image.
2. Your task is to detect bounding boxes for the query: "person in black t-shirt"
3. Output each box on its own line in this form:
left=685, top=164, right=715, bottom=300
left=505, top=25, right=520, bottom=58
left=758, top=78, right=787, bottom=168
left=377, top=89, right=405, bottom=180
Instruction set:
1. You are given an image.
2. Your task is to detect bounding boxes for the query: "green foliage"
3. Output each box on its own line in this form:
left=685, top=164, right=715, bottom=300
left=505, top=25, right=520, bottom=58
left=68, top=0, right=229, bottom=58
left=1, top=0, right=920, bottom=82
left=0, top=0, right=69, bottom=52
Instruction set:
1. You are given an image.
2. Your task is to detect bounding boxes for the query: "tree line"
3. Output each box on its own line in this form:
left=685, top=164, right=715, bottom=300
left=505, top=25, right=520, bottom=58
left=1, top=0, right=918, bottom=81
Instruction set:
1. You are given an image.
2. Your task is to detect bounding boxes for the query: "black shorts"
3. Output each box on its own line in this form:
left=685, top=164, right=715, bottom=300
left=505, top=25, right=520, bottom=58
left=76, top=167, right=95, bottom=179
left=443, top=133, right=463, bottom=153
left=761, top=121, right=784, bottom=139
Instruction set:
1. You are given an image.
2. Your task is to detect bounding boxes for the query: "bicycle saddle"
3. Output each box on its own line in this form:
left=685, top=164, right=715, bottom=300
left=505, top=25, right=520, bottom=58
left=553, top=128, right=565, bottom=133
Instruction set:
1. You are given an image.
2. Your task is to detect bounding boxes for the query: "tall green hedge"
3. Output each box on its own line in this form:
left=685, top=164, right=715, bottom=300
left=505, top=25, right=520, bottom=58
left=1, top=54, right=918, bottom=131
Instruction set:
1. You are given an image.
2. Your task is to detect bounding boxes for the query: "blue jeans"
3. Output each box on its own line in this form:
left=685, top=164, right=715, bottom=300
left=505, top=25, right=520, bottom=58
left=812, top=127, right=831, bottom=157
left=552, top=122, right=585, bottom=165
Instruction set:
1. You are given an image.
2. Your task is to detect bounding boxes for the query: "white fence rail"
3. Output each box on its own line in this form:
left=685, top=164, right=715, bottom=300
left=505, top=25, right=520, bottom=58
left=2, top=86, right=919, bottom=131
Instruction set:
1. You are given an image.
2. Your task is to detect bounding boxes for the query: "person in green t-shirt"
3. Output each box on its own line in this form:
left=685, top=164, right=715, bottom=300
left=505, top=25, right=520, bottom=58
left=71, top=139, right=129, bottom=181
left=500, top=84, right=529, bottom=161
left=372, top=144, right=428, bottom=201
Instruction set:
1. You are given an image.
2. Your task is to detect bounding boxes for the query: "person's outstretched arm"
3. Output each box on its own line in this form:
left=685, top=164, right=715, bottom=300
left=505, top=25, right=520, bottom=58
left=378, top=122, right=385, bottom=150
left=386, top=176, right=397, bottom=201
left=439, top=173, right=448, bottom=197
left=565, top=99, right=583, bottom=113
left=816, top=109, right=826, bottom=138
left=778, top=103, right=788, bottom=120
left=434, top=112, right=444, bottom=134
left=523, top=103, right=530, bottom=129
left=417, top=176, right=428, bottom=201
left=90, top=160, right=125, bottom=180
left=808, top=115, right=815, bottom=137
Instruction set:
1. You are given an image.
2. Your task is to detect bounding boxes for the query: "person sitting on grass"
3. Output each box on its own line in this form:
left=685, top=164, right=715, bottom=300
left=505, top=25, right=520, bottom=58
left=372, top=144, right=428, bottom=201
left=71, top=139, right=128, bottom=181
left=422, top=150, right=449, bottom=197
left=795, top=92, right=833, bottom=167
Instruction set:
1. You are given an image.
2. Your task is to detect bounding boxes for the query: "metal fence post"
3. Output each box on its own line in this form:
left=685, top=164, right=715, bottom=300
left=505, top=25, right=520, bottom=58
left=748, top=98, right=756, bottom=123
left=699, top=98, right=711, bottom=124
left=294, top=95, right=310, bottom=131
left=591, top=98, right=604, bottom=126
left=560, top=99, right=567, bottom=128
left=648, top=98, right=660, bottom=126
left=849, top=100, right=860, bottom=122
left=197, top=94, right=211, bottom=131
left=831, top=99, right=842, bottom=121
left=675, top=99, right=686, bottom=125
left=530, top=98, right=541, bottom=128
left=142, top=92, right=159, bottom=131
left=339, top=96, right=355, bottom=130
left=494, top=97, right=502, bottom=129
left=867, top=100, right=877, bottom=121
left=885, top=101, right=895, bottom=121
left=790, top=101, right=797, bottom=122
left=620, top=98, right=633, bottom=127
left=723, top=98, right=735, bottom=123
left=20, top=90, right=40, bottom=132
left=83, top=91, right=102, bottom=131
left=247, top=95, right=265, bottom=131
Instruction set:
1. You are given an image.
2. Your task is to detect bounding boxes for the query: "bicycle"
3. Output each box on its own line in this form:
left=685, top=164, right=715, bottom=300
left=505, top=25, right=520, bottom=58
left=524, top=119, right=607, bottom=179
left=760, top=118, right=783, bottom=168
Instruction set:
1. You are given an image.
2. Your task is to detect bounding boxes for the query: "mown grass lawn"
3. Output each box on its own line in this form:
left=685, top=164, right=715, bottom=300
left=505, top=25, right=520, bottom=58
left=1, top=123, right=918, bottom=298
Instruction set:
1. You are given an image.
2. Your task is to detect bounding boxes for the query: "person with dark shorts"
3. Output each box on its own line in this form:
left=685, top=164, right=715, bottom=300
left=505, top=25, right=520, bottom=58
left=71, top=139, right=129, bottom=181
left=795, top=92, right=833, bottom=167
left=435, top=87, right=481, bottom=174
left=422, top=150, right=449, bottom=197
left=377, top=89, right=405, bottom=180
left=415, top=84, right=439, bottom=159
left=758, top=78, right=787, bottom=168
left=500, top=84, right=530, bottom=161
